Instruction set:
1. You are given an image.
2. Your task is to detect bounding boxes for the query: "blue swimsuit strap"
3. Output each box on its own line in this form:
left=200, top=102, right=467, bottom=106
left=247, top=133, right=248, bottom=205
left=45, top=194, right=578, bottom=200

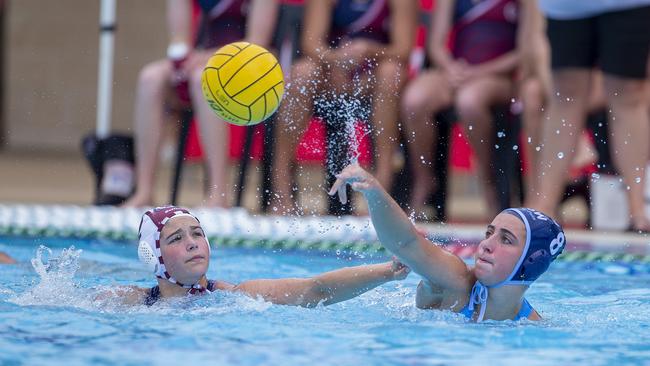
left=514, top=298, right=533, bottom=321
left=459, top=298, right=533, bottom=321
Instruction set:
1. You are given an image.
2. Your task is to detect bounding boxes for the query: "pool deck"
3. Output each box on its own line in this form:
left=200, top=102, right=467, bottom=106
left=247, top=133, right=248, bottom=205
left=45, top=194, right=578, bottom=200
left=0, top=149, right=589, bottom=221
left=1, top=149, right=647, bottom=254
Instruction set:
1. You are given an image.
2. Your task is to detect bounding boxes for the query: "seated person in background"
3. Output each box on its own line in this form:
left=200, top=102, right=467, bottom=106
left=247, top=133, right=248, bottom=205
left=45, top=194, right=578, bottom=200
left=330, top=164, right=565, bottom=321
left=271, top=0, right=417, bottom=213
left=123, top=0, right=279, bottom=208
left=401, top=0, right=533, bottom=217
left=100, top=206, right=409, bottom=306
left=517, top=1, right=551, bottom=202
left=526, top=0, right=650, bottom=232
left=518, top=8, right=604, bottom=207
left=0, top=251, right=16, bottom=264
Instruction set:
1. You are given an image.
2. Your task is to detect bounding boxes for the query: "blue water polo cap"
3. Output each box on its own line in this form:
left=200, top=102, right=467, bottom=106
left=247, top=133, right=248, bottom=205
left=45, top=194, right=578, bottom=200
left=500, top=208, right=566, bottom=285
left=467, top=208, right=566, bottom=321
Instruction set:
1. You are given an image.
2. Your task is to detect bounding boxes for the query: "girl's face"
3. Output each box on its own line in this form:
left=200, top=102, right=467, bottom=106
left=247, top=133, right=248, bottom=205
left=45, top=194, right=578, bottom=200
left=159, top=216, right=210, bottom=285
left=473, top=213, right=526, bottom=286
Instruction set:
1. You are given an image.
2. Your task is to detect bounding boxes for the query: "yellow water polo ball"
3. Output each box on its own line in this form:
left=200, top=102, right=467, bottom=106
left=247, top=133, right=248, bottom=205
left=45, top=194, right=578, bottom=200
left=201, top=42, right=285, bottom=126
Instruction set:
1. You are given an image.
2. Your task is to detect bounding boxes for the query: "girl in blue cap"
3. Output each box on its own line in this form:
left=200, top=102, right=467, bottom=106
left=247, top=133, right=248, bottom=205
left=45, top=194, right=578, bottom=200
left=330, top=164, right=566, bottom=321
left=102, top=205, right=410, bottom=306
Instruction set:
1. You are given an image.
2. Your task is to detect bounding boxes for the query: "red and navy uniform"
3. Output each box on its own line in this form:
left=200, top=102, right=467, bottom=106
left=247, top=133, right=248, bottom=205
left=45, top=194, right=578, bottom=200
left=329, top=0, right=391, bottom=46
left=194, top=0, right=249, bottom=49
left=451, top=0, right=518, bottom=64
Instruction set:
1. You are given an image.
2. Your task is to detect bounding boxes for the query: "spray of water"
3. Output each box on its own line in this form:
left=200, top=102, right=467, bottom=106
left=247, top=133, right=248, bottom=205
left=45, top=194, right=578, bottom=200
left=271, top=52, right=394, bottom=215
left=11, top=245, right=86, bottom=307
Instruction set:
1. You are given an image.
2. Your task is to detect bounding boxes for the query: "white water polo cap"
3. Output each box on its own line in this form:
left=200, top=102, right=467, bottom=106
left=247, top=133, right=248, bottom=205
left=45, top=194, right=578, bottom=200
left=137, top=206, right=210, bottom=290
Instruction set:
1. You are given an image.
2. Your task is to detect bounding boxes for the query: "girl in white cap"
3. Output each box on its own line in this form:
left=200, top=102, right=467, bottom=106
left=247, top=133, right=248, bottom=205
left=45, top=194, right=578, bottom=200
left=107, top=205, right=409, bottom=306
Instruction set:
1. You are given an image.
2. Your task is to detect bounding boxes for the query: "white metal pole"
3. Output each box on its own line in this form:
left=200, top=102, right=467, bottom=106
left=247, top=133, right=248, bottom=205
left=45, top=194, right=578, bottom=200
left=95, top=0, right=116, bottom=139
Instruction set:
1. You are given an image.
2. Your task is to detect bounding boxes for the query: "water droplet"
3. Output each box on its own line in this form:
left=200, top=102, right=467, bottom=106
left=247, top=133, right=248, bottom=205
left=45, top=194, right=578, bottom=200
left=635, top=177, right=642, bottom=184
left=591, top=173, right=600, bottom=181
left=512, top=145, right=519, bottom=151
left=535, top=146, right=541, bottom=152
left=494, top=144, right=500, bottom=149
left=557, top=152, right=564, bottom=159
left=527, top=137, right=532, bottom=143
left=468, top=125, right=473, bottom=130
left=497, top=131, right=506, bottom=138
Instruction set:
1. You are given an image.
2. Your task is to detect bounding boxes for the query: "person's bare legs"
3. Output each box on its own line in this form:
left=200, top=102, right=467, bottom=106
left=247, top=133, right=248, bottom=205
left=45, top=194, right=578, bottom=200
left=369, top=59, right=408, bottom=189
left=604, top=74, right=650, bottom=231
left=455, top=76, right=514, bottom=218
left=401, top=70, right=453, bottom=214
left=271, top=58, right=321, bottom=213
left=526, top=69, right=591, bottom=216
left=189, top=66, right=229, bottom=207
left=123, top=59, right=173, bottom=207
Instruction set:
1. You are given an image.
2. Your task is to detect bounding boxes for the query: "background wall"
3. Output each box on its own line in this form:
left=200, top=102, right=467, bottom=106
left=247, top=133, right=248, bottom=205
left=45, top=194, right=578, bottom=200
left=3, top=0, right=166, bottom=152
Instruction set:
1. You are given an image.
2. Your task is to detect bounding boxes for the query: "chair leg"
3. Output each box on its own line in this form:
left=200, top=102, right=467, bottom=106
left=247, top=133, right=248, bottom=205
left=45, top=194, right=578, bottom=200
left=325, top=103, right=353, bottom=216
left=587, top=108, right=615, bottom=175
left=492, top=105, right=522, bottom=211
left=431, top=108, right=455, bottom=221
left=261, top=116, right=276, bottom=213
left=235, top=125, right=256, bottom=207
left=171, top=109, right=193, bottom=205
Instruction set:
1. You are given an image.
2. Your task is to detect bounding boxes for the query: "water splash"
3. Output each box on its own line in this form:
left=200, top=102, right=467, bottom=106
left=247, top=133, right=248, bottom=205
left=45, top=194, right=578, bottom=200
left=11, top=245, right=86, bottom=307
left=31, top=245, right=82, bottom=281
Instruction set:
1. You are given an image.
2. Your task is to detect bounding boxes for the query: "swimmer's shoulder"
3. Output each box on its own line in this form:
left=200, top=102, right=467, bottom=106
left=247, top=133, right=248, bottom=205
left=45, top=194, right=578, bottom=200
left=211, top=280, right=236, bottom=291
left=528, top=308, right=542, bottom=321
left=520, top=298, right=542, bottom=321
left=94, top=285, right=149, bottom=305
left=415, top=278, right=472, bottom=312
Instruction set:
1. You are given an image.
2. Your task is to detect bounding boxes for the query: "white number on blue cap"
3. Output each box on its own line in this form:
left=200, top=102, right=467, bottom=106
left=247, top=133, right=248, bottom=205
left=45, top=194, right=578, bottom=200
left=549, top=232, right=565, bottom=255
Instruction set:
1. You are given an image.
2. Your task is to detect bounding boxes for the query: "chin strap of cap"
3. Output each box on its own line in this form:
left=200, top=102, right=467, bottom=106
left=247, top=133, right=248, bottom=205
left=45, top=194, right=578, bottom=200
left=468, top=281, right=489, bottom=322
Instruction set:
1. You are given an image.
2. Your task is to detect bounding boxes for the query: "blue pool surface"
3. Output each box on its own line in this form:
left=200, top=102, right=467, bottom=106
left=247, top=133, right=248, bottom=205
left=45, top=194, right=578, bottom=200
left=1, top=236, right=650, bottom=365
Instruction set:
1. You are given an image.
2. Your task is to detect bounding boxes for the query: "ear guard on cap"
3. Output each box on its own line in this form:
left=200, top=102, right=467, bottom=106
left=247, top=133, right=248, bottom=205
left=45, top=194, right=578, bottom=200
left=138, top=241, right=158, bottom=274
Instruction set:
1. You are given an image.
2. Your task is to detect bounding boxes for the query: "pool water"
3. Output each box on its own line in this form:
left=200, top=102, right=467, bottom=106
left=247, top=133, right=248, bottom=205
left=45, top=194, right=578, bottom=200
left=1, top=236, right=650, bottom=365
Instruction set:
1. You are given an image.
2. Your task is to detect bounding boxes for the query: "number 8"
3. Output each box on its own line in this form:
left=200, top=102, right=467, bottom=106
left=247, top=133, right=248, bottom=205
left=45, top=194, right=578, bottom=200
left=549, top=232, right=565, bottom=255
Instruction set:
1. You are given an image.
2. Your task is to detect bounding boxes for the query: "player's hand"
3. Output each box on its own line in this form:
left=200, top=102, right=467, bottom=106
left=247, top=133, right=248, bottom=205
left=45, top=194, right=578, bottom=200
left=389, top=256, right=411, bottom=280
left=328, top=164, right=381, bottom=204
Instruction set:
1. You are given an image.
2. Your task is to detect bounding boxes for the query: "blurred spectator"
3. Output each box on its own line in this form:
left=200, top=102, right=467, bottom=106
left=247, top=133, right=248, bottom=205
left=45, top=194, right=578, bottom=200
left=518, top=10, right=604, bottom=203
left=517, top=2, right=551, bottom=201
left=123, top=0, right=278, bottom=207
left=526, top=0, right=650, bottom=231
left=270, top=0, right=417, bottom=214
left=401, top=0, right=531, bottom=217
